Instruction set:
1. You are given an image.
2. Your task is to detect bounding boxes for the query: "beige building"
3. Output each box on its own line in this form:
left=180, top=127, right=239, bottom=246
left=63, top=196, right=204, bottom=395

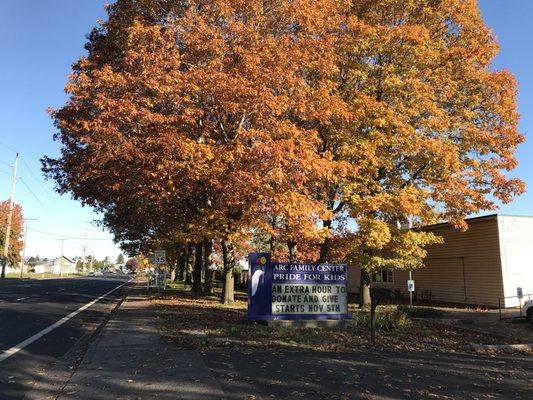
left=35, top=256, right=77, bottom=275
left=347, top=215, right=533, bottom=307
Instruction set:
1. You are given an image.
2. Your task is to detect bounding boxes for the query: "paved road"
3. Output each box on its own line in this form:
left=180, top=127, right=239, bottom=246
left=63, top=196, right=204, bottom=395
left=205, top=350, right=533, bottom=399
left=0, top=276, right=132, bottom=400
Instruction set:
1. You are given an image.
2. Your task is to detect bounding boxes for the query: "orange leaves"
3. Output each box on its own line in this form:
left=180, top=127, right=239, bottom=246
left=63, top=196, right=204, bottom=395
left=330, top=0, right=524, bottom=270
left=42, top=0, right=523, bottom=270
left=0, top=201, right=24, bottom=266
left=43, top=0, right=343, bottom=253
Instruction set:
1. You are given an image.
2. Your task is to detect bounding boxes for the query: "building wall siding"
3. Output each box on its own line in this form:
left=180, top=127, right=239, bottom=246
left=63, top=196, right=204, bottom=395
left=348, top=216, right=506, bottom=307
left=498, top=216, right=533, bottom=307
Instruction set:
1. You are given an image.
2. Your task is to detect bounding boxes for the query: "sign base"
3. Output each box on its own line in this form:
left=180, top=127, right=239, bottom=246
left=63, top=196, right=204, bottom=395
left=266, top=319, right=349, bottom=328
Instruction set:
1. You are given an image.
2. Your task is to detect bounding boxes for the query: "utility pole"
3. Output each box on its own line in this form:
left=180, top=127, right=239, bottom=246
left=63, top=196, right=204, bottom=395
left=90, top=249, right=94, bottom=271
left=81, top=233, right=87, bottom=272
left=58, top=238, right=67, bottom=277
left=81, top=245, right=87, bottom=272
left=20, top=218, right=37, bottom=278
left=1, top=153, right=19, bottom=279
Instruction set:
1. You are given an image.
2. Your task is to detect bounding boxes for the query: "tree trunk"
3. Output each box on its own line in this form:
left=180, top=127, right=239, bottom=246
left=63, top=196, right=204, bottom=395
left=202, top=237, right=213, bottom=295
left=185, top=242, right=194, bottom=285
left=192, top=241, right=203, bottom=292
left=176, top=253, right=185, bottom=282
left=173, top=243, right=182, bottom=282
left=220, top=239, right=235, bottom=304
left=318, top=220, right=331, bottom=262
left=170, top=265, right=176, bottom=282
left=359, top=267, right=371, bottom=308
left=287, top=240, right=297, bottom=263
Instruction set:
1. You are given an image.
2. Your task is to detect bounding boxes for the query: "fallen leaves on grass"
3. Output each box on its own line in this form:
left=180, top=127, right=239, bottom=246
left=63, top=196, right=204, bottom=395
left=152, top=288, right=521, bottom=354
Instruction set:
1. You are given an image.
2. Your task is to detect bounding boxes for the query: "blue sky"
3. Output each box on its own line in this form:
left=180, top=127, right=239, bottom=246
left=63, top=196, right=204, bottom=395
left=0, top=0, right=114, bottom=260
left=0, top=1, right=531, bottom=260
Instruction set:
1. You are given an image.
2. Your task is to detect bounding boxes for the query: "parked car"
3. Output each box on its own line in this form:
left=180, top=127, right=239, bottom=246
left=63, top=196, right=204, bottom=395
left=523, top=300, right=533, bottom=325
left=88, top=271, right=95, bottom=277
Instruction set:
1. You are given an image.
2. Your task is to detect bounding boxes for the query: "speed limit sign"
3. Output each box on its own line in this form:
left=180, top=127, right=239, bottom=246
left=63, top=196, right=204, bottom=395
left=154, top=250, right=166, bottom=265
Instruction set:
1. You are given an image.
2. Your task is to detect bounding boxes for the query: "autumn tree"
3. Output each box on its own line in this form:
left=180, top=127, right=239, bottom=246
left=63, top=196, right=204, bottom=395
left=43, top=0, right=523, bottom=308
left=43, top=0, right=340, bottom=303
left=126, top=257, right=142, bottom=272
left=0, top=201, right=24, bottom=277
left=331, top=0, right=524, bottom=305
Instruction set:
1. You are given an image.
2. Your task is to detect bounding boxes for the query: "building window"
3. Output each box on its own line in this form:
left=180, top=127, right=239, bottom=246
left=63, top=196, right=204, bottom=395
left=371, top=269, right=393, bottom=283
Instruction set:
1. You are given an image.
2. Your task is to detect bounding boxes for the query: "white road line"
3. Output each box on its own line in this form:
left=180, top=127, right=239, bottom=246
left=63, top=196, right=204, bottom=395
left=14, top=297, right=29, bottom=302
left=0, top=279, right=132, bottom=363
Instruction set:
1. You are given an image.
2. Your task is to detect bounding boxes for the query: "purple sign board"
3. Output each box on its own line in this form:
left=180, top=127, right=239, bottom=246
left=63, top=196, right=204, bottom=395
left=247, top=253, right=350, bottom=321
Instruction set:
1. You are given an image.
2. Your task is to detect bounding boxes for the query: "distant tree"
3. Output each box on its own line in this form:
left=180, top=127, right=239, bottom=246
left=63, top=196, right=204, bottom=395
left=126, top=257, right=141, bottom=271
left=1, top=201, right=24, bottom=276
left=116, top=253, right=125, bottom=264
left=28, top=255, right=40, bottom=266
left=92, top=259, right=105, bottom=270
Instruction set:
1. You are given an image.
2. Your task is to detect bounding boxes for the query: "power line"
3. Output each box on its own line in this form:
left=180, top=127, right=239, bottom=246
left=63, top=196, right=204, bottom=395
left=20, top=158, right=63, bottom=210
left=2, top=149, right=65, bottom=219
left=1, top=145, right=63, bottom=213
left=0, top=140, right=17, bottom=154
left=2, top=147, right=110, bottom=244
left=18, top=177, right=63, bottom=220
left=28, top=228, right=113, bottom=241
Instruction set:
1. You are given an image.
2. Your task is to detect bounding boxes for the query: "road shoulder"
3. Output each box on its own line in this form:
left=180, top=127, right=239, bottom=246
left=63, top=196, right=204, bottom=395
left=19, top=279, right=132, bottom=400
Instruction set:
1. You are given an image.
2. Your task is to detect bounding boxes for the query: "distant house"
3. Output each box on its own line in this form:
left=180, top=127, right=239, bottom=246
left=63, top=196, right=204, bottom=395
left=34, top=261, right=53, bottom=274
left=348, top=215, right=533, bottom=308
left=35, top=256, right=77, bottom=275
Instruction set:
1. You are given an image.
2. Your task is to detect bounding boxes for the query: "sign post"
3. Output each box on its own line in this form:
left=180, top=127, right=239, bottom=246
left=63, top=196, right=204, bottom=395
left=247, top=253, right=350, bottom=321
left=517, top=287, right=523, bottom=315
left=148, top=250, right=167, bottom=291
left=407, top=278, right=415, bottom=306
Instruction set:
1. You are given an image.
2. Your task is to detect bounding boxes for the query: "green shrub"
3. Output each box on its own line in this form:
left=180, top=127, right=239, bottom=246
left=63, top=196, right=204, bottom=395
left=397, top=305, right=446, bottom=319
left=353, top=309, right=411, bottom=331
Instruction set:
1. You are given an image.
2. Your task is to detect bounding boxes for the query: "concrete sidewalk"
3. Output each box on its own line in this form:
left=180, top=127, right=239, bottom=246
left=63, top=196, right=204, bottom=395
left=57, top=289, right=226, bottom=400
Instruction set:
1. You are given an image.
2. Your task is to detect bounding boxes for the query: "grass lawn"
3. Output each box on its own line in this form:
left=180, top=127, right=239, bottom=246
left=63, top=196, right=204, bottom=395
left=153, top=282, right=517, bottom=353
left=4, top=272, right=85, bottom=279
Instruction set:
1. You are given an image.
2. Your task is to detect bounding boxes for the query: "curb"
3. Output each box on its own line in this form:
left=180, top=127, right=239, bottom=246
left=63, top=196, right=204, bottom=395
left=412, top=318, right=533, bottom=352
left=411, top=317, right=512, bottom=340
left=466, top=343, right=533, bottom=353
left=22, top=280, right=135, bottom=400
